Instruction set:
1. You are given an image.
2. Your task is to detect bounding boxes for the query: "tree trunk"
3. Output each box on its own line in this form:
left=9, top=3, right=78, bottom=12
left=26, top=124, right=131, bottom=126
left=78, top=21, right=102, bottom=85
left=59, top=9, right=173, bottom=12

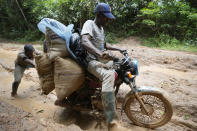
left=15, top=0, right=30, bottom=29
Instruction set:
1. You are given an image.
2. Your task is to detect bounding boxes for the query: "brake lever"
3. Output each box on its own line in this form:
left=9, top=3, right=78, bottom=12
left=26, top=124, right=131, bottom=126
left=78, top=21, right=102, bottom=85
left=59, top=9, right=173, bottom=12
left=121, top=50, right=128, bottom=57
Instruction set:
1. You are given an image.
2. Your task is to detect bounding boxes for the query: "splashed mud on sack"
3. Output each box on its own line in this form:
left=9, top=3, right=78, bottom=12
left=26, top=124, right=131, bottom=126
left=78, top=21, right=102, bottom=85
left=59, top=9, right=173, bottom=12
left=35, top=53, right=55, bottom=95
left=54, top=57, right=85, bottom=100
left=45, top=27, right=70, bottom=61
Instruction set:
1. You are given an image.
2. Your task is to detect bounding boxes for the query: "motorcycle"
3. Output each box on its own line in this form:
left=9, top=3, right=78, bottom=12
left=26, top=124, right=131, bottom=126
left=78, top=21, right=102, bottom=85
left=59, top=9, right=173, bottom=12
left=56, top=50, right=173, bottom=128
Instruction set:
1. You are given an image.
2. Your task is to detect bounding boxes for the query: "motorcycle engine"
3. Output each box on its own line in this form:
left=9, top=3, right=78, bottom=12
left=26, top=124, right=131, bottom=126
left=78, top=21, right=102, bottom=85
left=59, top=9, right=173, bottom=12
left=92, top=98, right=103, bottom=111
left=91, top=90, right=103, bottom=111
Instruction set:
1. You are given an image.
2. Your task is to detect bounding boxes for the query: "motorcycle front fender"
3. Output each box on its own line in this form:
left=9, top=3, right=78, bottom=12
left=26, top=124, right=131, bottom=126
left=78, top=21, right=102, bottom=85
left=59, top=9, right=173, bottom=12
left=122, top=86, right=169, bottom=109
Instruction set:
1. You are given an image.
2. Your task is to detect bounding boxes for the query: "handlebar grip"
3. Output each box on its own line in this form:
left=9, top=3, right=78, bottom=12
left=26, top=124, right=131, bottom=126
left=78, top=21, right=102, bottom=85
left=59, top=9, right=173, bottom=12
left=121, top=50, right=128, bottom=56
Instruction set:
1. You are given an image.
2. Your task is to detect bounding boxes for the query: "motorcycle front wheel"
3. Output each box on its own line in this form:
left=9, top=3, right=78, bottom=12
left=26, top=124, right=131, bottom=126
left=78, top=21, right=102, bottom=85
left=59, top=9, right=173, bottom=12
left=124, top=92, right=173, bottom=128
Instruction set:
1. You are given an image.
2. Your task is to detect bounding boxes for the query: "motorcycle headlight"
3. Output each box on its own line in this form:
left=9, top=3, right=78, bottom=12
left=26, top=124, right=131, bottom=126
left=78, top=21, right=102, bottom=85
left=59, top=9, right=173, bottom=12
left=129, top=59, right=139, bottom=75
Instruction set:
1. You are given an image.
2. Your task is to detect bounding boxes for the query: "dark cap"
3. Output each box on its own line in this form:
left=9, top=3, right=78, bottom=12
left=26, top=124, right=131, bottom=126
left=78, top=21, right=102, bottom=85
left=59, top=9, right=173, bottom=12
left=95, top=3, right=115, bottom=19
left=24, top=44, right=35, bottom=52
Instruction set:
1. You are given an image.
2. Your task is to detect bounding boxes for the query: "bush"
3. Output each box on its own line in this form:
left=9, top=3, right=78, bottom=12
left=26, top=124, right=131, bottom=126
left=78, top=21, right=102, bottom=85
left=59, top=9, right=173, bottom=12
left=143, top=33, right=197, bottom=52
left=136, top=0, right=197, bottom=40
left=0, top=0, right=196, bottom=46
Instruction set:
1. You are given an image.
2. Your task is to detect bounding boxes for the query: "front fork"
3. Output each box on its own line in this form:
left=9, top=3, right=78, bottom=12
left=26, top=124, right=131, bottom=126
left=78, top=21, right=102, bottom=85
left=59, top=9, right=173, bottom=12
left=128, top=81, right=150, bottom=116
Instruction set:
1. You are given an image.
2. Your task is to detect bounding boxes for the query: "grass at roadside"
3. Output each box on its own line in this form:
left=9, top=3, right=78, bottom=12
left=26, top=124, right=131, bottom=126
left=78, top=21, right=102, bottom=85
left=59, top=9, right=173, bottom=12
left=2, top=32, right=197, bottom=53
left=159, top=44, right=197, bottom=52
left=106, top=32, right=197, bottom=53
left=0, top=37, right=43, bottom=44
left=105, top=30, right=134, bottom=44
left=0, top=38, right=43, bottom=51
left=142, top=34, right=197, bottom=53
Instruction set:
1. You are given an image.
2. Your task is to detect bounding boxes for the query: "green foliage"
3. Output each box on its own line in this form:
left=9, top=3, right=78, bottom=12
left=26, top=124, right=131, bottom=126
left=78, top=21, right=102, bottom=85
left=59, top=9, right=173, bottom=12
left=16, top=30, right=44, bottom=42
left=142, top=19, right=155, bottom=26
left=0, top=0, right=196, bottom=50
left=105, top=33, right=119, bottom=44
left=188, top=13, right=197, bottom=21
left=143, top=34, right=197, bottom=52
left=136, top=0, right=197, bottom=40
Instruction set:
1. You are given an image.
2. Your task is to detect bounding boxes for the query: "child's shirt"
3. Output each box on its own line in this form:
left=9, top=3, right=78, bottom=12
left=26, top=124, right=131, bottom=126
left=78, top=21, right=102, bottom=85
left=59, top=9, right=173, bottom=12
left=15, top=50, right=33, bottom=67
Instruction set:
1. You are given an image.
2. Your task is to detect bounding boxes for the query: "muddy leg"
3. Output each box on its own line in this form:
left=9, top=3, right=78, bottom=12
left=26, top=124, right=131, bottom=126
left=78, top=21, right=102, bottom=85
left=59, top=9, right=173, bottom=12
left=11, top=64, right=25, bottom=97
left=11, top=82, right=19, bottom=97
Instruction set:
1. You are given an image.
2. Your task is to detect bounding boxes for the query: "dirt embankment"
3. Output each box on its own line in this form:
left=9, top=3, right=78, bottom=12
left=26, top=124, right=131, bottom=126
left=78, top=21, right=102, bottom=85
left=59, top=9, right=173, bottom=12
left=0, top=39, right=197, bottom=131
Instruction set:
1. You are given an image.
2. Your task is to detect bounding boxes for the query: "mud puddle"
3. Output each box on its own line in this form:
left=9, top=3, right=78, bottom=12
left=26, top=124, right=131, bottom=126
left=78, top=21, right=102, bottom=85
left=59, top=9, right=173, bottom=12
left=0, top=42, right=197, bottom=131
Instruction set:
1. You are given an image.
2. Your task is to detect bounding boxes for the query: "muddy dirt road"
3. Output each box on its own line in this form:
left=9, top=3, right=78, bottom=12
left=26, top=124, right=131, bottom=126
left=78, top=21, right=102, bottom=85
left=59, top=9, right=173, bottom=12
left=0, top=39, right=197, bottom=131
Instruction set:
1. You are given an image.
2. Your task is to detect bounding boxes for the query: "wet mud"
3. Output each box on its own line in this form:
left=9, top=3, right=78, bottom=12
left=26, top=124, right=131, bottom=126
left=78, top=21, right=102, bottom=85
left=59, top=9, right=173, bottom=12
left=0, top=40, right=197, bottom=131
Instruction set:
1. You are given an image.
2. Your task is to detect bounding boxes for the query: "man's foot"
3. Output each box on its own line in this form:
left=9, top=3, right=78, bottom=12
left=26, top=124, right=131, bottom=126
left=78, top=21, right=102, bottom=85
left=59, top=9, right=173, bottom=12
left=11, top=92, right=17, bottom=97
left=11, top=82, right=19, bottom=97
left=109, top=120, right=131, bottom=131
left=54, top=99, right=68, bottom=107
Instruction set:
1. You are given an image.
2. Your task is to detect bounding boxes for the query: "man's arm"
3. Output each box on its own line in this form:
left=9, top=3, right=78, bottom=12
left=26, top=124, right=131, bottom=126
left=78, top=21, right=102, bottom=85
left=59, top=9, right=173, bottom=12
left=81, top=34, right=103, bottom=57
left=24, top=58, right=35, bottom=67
left=105, top=42, right=124, bottom=52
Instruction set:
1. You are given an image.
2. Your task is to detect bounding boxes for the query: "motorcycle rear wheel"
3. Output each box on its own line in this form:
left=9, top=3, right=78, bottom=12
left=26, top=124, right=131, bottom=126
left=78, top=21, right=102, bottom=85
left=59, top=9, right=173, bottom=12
left=124, top=92, right=173, bottom=128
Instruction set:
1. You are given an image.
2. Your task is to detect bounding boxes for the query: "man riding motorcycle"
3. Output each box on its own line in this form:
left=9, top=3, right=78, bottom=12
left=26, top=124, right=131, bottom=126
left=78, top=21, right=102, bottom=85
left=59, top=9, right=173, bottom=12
left=81, top=3, right=129, bottom=131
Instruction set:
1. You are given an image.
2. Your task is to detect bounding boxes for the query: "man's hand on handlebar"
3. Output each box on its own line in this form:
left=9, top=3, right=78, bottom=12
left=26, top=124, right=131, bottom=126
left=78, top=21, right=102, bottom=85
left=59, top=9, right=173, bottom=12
left=119, top=49, right=129, bottom=57
left=101, top=51, right=115, bottom=60
left=120, top=49, right=127, bottom=53
left=119, top=48, right=126, bottom=52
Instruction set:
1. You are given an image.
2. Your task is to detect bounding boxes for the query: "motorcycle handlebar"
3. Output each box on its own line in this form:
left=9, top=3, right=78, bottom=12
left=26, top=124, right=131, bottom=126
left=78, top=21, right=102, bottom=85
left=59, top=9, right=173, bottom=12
left=102, top=50, right=129, bottom=63
left=120, top=50, right=128, bottom=57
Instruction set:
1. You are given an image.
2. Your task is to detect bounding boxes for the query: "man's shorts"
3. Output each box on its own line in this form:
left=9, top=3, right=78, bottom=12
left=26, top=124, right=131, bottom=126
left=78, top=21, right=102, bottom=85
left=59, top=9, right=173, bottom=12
left=14, top=64, right=25, bottom=82
left=87, top=60, right=115, bottom=92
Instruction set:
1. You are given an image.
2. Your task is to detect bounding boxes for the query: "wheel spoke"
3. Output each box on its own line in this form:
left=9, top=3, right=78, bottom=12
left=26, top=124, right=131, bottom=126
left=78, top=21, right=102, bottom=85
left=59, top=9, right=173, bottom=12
left=127, top=94, right=167, bottom=125
left=130, top=110, right=142, bottom=114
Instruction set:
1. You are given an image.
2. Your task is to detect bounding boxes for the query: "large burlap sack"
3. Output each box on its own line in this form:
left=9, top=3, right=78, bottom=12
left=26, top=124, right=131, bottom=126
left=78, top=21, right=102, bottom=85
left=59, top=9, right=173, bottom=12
left=54, top=57, right=85, bottom=100
left=45, top=27, right=69, bottom=60
left=35, top=53, right=55, bottom=95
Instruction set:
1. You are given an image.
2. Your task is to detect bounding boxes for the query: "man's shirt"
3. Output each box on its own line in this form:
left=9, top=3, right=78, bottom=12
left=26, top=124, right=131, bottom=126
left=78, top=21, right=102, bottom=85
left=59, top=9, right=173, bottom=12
left=81, top=20, right=105, bottom=61
left=15, top=51, right=33, bottom=67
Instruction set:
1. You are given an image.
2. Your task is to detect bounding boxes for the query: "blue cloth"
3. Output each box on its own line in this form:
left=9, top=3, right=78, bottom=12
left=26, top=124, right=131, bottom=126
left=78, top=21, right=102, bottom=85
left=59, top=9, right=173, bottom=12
left=37, top=18, right=77, bottom=60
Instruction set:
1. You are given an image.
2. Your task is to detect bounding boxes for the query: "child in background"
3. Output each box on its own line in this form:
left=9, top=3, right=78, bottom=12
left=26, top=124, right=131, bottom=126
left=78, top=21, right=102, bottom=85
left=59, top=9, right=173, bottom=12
left=11, top=44, right=35, bottom=97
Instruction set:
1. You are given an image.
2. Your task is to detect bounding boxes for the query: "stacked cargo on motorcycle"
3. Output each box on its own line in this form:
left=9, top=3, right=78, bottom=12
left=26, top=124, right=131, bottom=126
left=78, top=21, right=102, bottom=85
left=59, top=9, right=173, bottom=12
left=36, top=27, right=78, bottom=96
left=45, top=27, right=70, bottom=60
left=36, top=18, right=80, bottom=96
left=35, top=53, right=55, bottom=95
left=54, top=57, right=85, bottom=100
